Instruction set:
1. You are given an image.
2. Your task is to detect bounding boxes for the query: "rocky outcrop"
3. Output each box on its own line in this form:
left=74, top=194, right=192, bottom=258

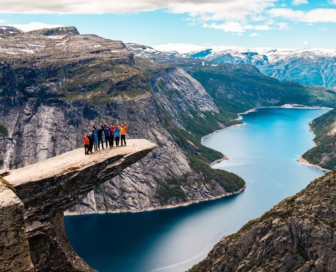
left=189, top=170, right=336, bottom=272
left=0, top=26, right=22, bottom=37
left=1, top=139, right=156, bottom=271
left=0, top=183, right=33, bottom=272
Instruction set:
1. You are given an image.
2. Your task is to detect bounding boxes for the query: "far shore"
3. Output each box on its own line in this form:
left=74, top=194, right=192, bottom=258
left=203, top=103, right=332, bottom=167
left=64, top=183, right=247, bottom=216
left=298, top=156, right=330, bottom=172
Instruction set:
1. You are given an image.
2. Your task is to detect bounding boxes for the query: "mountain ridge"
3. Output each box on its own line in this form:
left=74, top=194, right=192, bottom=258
left=142, top=44, right=336, bottom=88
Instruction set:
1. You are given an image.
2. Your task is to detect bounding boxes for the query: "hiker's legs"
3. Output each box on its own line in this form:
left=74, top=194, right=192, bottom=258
left=89, top=139, right=93, bottom=153
left=121, top=135, right=126, bottom=146
left=105, top=136, right=110, bottom=148
left=94, top=140, right=98, bottom=151
left=98, top=137, right=104, bottom=149
left=85, top=145, right=89, bottom=155
left=109, top=135, right=114, bottom=147
left=101, top=137, right=104, bottom=149
left=115, top=137, right=119, bottom=146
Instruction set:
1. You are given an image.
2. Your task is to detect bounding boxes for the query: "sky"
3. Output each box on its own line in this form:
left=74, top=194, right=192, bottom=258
left=1, top=0, right=336, bottom=49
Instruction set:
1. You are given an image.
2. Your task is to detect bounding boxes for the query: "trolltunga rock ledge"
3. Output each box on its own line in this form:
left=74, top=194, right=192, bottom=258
left=1, top=139, right=156, bottom=272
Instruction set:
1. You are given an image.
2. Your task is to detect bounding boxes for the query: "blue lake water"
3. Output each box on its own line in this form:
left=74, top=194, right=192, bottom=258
left=65, top=108, right=328, bottom=272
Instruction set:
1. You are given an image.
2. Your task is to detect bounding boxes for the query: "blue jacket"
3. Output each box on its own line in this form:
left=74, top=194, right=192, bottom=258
left=93, top=131, right=98, bottom=141
left=104, top=127, right=110, bottom=137
left=114, top=127, right=121, bottom=137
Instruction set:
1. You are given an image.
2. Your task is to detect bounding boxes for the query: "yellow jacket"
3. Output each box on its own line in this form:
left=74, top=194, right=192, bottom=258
left=120, top=124, right=129, bottom=135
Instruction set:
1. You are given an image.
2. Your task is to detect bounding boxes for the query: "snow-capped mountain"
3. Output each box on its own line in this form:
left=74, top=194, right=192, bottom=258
left=152, top=45, right=336, bottom=88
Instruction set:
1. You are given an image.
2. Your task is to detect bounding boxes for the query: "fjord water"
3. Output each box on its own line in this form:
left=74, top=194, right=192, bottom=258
left=65, top=108, right=328, bottom=272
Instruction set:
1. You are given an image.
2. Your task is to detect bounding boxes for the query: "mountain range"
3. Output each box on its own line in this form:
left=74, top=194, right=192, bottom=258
left=133, top=43, right=336, bottom=88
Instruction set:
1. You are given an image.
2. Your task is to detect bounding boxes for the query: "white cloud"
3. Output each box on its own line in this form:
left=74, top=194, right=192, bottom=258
left=249, top=32, right=261, bottom=37
left=0, top=20, right=5, bottom=23
left=8, top=22, right=63, bottom=32
left=254, top=24, right=272, bottom=30
left=202, top=22, right=253, bottom=33
left=0, top=0, right=276, bottom=19
left=302, top=40, right=309, bottom=45
left=269, top=8, right=336, bottom=23
left=203, top=22, right=273, bottom=33
left=277, top=22, right=289, bottom=29
left=292, top=0, right=308, bottom=6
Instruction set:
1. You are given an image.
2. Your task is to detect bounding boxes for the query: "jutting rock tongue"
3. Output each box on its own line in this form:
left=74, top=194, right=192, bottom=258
left=1, top=139, right=156, bottom=272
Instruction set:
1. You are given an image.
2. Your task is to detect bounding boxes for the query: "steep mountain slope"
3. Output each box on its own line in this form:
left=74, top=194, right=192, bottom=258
left=150, top=45, right=336, bottom=88
left=0, top=27, right=245, bottom=214
left=189, top=169, right=336, bottom=272
left=302, top=109, right=336, bottom=170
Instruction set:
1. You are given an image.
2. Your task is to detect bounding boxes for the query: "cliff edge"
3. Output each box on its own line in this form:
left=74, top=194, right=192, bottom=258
left=0, top=139, right=156, bottom=271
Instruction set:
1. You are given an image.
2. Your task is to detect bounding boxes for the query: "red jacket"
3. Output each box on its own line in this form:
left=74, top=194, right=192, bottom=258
left=83, top=136, right=89, bottom=145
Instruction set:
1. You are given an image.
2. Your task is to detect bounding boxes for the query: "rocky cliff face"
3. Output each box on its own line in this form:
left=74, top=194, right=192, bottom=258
left=1, top=140, right=155, bottom=271
left=190, top=169, right=336, bottom=272
left=0, top=26, right=245, bottom=214
left=0, top=183, right=34, bottom=272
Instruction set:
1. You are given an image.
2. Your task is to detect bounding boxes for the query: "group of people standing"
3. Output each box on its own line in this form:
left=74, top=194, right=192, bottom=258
left=79, top=122, right=129, bottom=155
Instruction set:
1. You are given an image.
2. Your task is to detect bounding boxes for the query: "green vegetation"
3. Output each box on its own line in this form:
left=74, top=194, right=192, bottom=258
left=156, top=177, right=187, bottom=205
left=188, top=155, right=245, bottom=192
left=0, top=124, right=8, bottom=137
left=187, top=262, right=202, bottom=272
left=0, top=160, right=3, bottom=166
left=0, top=176, right=15, bottom=192
left=13, top=131, right=22, bottom=137
left=302, top=109, right=336, bottom=170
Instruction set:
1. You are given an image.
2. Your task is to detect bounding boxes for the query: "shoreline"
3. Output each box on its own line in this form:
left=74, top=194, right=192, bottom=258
left=203, top=104, right=332, bottom=165
left=201, top=104, right=332, bottom=145
left=297, top=156, right=330, bottom=172
left=64, top=183, right=247, bottom=216
left=209, top=156, right=229, bottom=167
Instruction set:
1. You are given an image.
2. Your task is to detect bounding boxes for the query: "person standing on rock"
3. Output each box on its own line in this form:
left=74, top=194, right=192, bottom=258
left=94, top=124, right=104, bottom=150
left=88, top=133, right=94, bottom=154
left=78, top=133, right=90, bottom=155
left=107, top=123, right=117, bottom=148
left=104, top=123, right=111, bottom=148
left=93, top=128, right=98, bottom=151
left=120, top=123, right=129, bottom=146
left=114, top=125, right=121, bottom=146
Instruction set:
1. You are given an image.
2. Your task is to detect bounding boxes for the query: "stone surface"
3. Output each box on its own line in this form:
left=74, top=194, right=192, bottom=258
left=190, top=170, right=336, bottom=272
left=1, top=139, right=156, bottom=271
left=0, top=183, right=33, bottom=272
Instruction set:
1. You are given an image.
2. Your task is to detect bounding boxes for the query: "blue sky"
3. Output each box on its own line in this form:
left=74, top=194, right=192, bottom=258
left=1, top=0, right=336, bottom=49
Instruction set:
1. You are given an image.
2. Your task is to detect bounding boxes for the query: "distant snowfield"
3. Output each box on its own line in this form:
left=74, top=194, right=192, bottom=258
left=153, top=43, right=336, bottom=58
left=150, top=43, right=336, bottom=87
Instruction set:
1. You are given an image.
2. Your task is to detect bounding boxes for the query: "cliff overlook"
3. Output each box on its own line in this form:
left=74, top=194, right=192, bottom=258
left=0, top=139, right=156, bottom=271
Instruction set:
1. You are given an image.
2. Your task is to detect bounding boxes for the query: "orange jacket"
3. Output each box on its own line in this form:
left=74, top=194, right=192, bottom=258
left=83, top=136, right=89, bottom=145
left=120, top=124, right=129, bottom=135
